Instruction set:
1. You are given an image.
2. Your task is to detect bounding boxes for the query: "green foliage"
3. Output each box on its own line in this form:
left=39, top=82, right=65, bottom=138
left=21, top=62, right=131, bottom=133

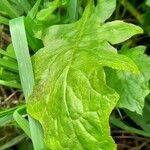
left=0, top=134, right=26, bottom=150
left=10, top=17, right=46, bottom=150
left=106, top=46, right=150, bottom=114
left=95, top=0, right=116, bottom=23
left=27, top=1, right=143, bottom=149
left=146, top=0, right=150, bottom=6
left=125, top=97, right=150, bottom=133
left=36, top=0, right=60, bottom=21
left=0, top=0, right=150, bottom=149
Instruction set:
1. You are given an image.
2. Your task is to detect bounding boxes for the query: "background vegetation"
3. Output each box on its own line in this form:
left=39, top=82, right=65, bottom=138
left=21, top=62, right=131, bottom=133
left=0, top=0, right=150, bottom=149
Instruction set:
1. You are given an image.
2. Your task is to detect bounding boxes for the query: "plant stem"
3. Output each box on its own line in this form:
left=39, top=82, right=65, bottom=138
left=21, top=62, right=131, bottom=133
left=121, top=0, right=142, bottom=24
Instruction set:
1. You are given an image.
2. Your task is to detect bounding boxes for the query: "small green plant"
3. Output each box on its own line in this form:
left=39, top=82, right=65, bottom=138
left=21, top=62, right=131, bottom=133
left=0, top=0, right=150, bottom=149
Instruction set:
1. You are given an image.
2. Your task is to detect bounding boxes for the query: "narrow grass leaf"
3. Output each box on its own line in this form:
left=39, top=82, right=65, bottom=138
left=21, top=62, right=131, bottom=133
left=10, top=17, right=46, bottom=150
left=9, top=18, right=34, bottom=97
left=0, top=105, right=23, bottom=118
left=0, top=115, right=13, bottom=126
left=17, top=0, right=31, bottom=14
left=0, top=106, right=20, bottom=117
left=0, top=134, right=26, bottom=150
left=68, top=0, right=78, bottom=22
left=27, top=0, right=42, bottom=19
left=13, top=105, right=31, bottom=138
left=0, top=59, right=18, bottom=73
left=25, top=0, right=43, bottom=52
left=0, top=0, right=19, bottom=18
left=0, top=16, right=9, bottom=25
left=36, top=0, right=60, bottom=21
left=0, top=48, right=16, bottom=60
left=0, top=80, right=21, bottom=88
left=110, top=116, right=150, bottom=137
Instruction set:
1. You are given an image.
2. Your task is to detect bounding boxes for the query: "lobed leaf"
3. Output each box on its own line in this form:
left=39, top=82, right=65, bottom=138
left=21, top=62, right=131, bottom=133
left=27, top=1, right=142, bottom=149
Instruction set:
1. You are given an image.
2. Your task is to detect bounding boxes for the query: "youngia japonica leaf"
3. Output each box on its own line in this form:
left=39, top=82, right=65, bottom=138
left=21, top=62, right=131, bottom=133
left=27, top=0, right=142, bottom=149
left=106, top=46, right=150, bottom=114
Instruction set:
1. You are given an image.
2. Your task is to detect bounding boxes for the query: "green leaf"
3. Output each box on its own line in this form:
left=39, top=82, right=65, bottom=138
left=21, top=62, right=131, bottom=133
left=25, top=0, right=44, bottom=52
left=27, top=0, right=42, bottom=19
left=0, top=49, right=15, bottom=60
left=36, top=0, right=60, bottom=21
left=125, top=98, right=150, bottom=133
left=0, top=80, right=21, bottom=88
left=0, top=105, right=25, bottom=126
left=0, top=106, right=19, bottom=117
left=13, top=105, right=31, bottom=138
left=27, top=2, right=142, bottom=149
left=98, top=21, right=143, bottom=44
left=0, top=115, right=13, bottom=126
left=0, top=59, right=18, bottom=73
left=0, top=16, right=9, bottom=25
left=0, top=134, right=26, bottom=150
left=0, top=0, right=19, bottom=18
left=110, top=116, right=150, bottom=137
left=17, top=0, right=31, bottom=14
left=68, top=0, right=78, bottom=22
left=106, top=46, right=150, bottom=114
left=95, top=0, right=116, bottom=23
left=10, top=17, right=46, bottom=150
left=146, top=0, right=150, bottom=6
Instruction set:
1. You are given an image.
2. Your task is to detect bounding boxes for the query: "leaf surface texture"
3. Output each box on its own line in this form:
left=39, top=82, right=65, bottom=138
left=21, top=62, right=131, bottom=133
left=27, top=2, right=142, bottom=149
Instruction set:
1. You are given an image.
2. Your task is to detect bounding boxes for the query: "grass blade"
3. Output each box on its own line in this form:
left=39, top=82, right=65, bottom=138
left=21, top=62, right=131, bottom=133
left=24, top=0, right=43, bottom=52
left=28, top=0, right=42, bottom=19
left=0, top=115, right=13, bottom=126
left=0, top=59, right=18, bottom=73
left=0, top=134, right=26, bottom=150
left=9, top=18, right=34, bottom=97
left=10, top=17, right=46, bottom=150
left=0, top=48, right=16, bottom=60
left=0, top=16, right=9, bottom=25
left=13, top=105, right=31, bottom=138
left=68, top=0, right=78, bottom=22
left=17, top=0, right=31, bottom=14
left=0, top=0, right=19, bottom=18
left=110, top=116, right=150, bottom=137
left=0, top=106, right=20, bottom=117
left=0, top=80, right=21, bottom=88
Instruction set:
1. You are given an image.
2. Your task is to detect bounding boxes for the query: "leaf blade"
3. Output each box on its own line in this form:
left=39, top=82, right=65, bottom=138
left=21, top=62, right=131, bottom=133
left=95, top=0, right=116, bottom=23
left=27, top=3, right=141, bottom=149
left=106, top=46, right=150, bottom=114
left=9, top=17, right=46, bottom=150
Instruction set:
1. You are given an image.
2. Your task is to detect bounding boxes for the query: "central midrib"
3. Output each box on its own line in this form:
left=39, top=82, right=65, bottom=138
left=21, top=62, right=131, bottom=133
left=62, top=0, right=93, bottom=121
left=69, top=0, right=93, bottom=67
